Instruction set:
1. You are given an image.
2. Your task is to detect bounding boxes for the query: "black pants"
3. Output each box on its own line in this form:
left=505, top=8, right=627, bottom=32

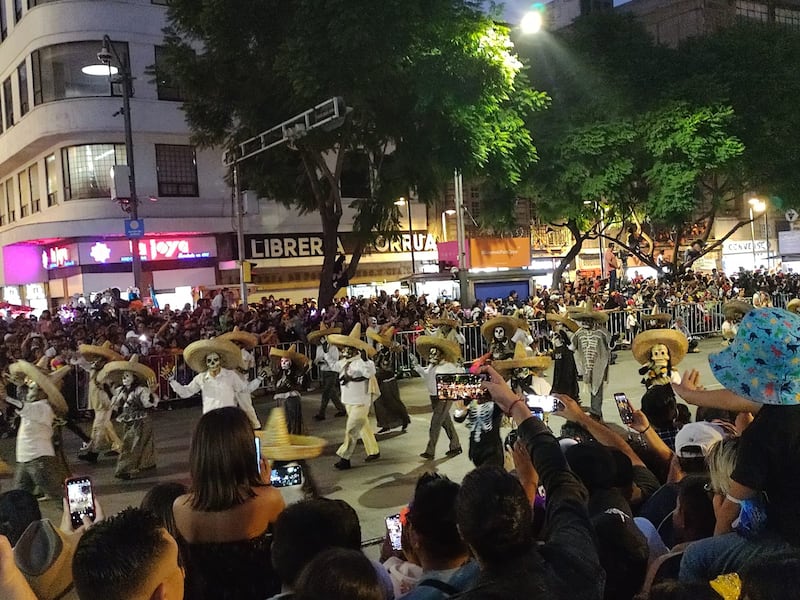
left=317, top=371, right=344, bottom=415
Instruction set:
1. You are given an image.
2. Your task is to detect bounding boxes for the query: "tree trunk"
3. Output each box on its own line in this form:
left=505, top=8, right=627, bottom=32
left=551, top=220, right=585, bottom=290
left=317, top=205, right=343, bottom=309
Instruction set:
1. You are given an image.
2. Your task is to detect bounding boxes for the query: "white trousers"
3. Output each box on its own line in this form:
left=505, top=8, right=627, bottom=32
left=337, top=404, right=379, bottom=460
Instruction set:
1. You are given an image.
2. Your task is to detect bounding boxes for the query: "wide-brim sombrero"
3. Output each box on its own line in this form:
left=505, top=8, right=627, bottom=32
left=8, top=361, right=68, bottom=416
left=97, top=355, right=157, bottom=390
left=481, top=316, right=524, bottom=342
left=269, top=344, right=309, bottom=370
left=787, top=299, right=800, bottom=314
left=723, top=301, right=753, bottom=320
left=429, top=318, right=459, bottom=330
left=546, top=313, right=579, bottom=333
left=327, top=323, right=376, bottom=358
left=632, top=329, right=689, bottom=366
left=219, top=327, right=258, bottom=349
left=307, top=323, right=342, bottom=345
left=183, top=338, right=243, bottom=372
left=366, top=326, right=396, bottom=349
left=570, top=309, right=609, bottom=325
left=257, top=407, right=326, bottom=461
left=641, top=313, right=672, bottom=324
left=415, top=336, right=462, bottom=363
left=493, top=342, right=552, bottom=373
left=78, top=341, right=123, bottom=364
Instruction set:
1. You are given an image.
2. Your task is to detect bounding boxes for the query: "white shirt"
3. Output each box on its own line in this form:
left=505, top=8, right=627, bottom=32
left=170, top=368, right=246, bottom=413
left=335, top=357, right=376, bottom=407
left=314, top=344, right=340, bottom=372
left=16, top=400, right=55, bottom=462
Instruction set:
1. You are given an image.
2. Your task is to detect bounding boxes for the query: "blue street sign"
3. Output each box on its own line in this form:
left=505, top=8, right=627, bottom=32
left=125, top=219, right=145, bottom=238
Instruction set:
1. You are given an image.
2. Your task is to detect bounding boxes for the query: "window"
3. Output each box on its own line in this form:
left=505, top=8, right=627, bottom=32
left=155, top=144, right=198, bottom=196
left=17, top=61, right=28, bottom=116
left=45, top=153, right=58, bottom=206
left=13, top=0, right=21, bottom=23
left=1, top=0, right=7, bottom=42
left=0, top=182, right=5, bottom=226
left=2, top=77, right=13, bottom=128
left=340, top=152, right=370, bottom=198
left=29, top=163, right=40, bottom=212
left=154, top=46, right=184, bottom=101
left=18, top=170, right=29, bottom=217
left=775, top=6, right=800, bottom=28
left=61, top=143, right=127, bottom=200
left=736, top=0, right=769, bottom=22
left=5, top=178, right=15, bottom=222
left=32, top=40, right=129, bottom=105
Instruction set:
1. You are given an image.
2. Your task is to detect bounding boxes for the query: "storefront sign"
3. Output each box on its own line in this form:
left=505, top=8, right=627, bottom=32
left=244, top=232, right=437, bottom=260
left=469, top=238, right=531, bottom=269
left=42, top=237, right=216, bottom=269
left=779, top=231, right=800, bottom=255
left=42, top=245, right=77, bottom=270
left=722, top=240, right=767, bottom=254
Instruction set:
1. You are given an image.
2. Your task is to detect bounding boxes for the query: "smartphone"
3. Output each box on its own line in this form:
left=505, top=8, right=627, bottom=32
left=552, top=397, right=565, bottom=413
left=270, top=464, right=303, bottom=488
left=614, top=392, right=634, bottom=425
left=436, top=373, right=491, bottom=403
left=65, top=476, right=96, bottom=529
left=531, top=407, right=545, bottom=421
left=525, top=394, right=559, bottom=412
left=385, top=513, right=403, bottom=551
left=254, top=436, right=262, bottom=474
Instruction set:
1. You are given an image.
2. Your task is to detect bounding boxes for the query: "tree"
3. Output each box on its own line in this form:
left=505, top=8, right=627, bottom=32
left=160, top=0, right=546, bottom=306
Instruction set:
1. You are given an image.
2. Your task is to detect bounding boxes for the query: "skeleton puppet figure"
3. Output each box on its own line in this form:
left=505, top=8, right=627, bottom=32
left=632, top=329, right=688, bottom=390
left=269, top=345, right=310, bottom=435
left=571, top=310, right=612, bottom=420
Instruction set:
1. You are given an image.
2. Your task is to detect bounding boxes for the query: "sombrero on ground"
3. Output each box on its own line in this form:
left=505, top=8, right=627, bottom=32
left=632, top=329, right=689, bottom=366
left=269, top=344, right=310, bottom=370
left=307, top=323, right=342, bottom=345
left=8, top=361, right=69, bottom=416
left=546, top=313, right=579, bottom=333
left=97, top=355, right=157, bottom=390
left=415, top=336, right=462, bottom=363
left=183, top=338, right=243, bottom=372
left=481, top=316, right=527, bottom=342
left=570, top=308, right=609, bottom=325
left=219, top=326, right=258, bottom=349
left=493, top=342, right=552, bottom=375
left=327, top=323, right=376, bottom=358
left=723, top=300, right=753, bottom=321
left=366, top=326, right=397, bottom=349
left=257, top=407, right=326, bottom=461
left=78, top=340, right=123, bottom=364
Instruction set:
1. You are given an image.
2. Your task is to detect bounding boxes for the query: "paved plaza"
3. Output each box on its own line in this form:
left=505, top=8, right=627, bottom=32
left=0, top=338, right=723, bottom=548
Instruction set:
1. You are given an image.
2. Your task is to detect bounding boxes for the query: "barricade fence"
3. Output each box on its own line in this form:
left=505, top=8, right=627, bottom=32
left=75, top=300, right=742, bottom=408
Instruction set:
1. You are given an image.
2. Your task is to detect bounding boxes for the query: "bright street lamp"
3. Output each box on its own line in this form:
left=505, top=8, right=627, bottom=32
left=520, top=10, right=543, bottom=34
left=749, top=196, right=767, bottom=271
left=441, top=209, right=456, bottom=242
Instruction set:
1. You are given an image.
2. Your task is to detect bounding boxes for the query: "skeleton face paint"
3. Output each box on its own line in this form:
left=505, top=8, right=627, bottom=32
left=513, top=367, right=531, bottom=380
left=650, top=344, right=669, bottom=366
left=493, top=326, right=506, bottom=341
left=369, top=317, right=378, bottom=327
left=122, top=371, right=135, bottom=387
left=429, top=347, right=441, bottom=364
left=206, top=352, right=221, bottom=373
left=24, top=378, right=39, bottom=403
left=340, top=345, right=355, bottom=359
left=280, top=357, right=292, bottom=370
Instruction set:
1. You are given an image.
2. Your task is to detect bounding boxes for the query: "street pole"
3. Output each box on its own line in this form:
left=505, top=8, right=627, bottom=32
left=454, top=170, right=469, bottom=303
left=233, top=164, right=248, bottom=306
left=441, top=212, right=448, bottom=242
left=407, top=200, right=416, bottom=280
left=764, top=211, right=770, bottom=270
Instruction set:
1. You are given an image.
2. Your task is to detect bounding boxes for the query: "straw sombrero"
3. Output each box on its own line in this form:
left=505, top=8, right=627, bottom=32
left=481, top=316, right=525, bottom=342
left=8, top=361, right=69, bottom=416
left=219, top=326, right=258, bottom=349
left=787, top=299, right=800, bottom=314
left=545, top=313, right=579, bottom=333
left=183, top=338, right=243, bottom=372
left=269, top=344, right=310, bottom=370
left=632, top=329, right=689, bottom=366
left=415, top=336, right=462, bottom=363
left=493, top=342, right=552, bottom=374
left=641, top=313, right=672, bottom=324
left=366, top=326, right=396, bottom=349
left=723, top=300, right=753, bottom=321
left=97, top=355, right=157, bottom=390
left=570, top=309, right=609, bottom=325
left=256, top=407, right=326, bottom=461
left=327, top=323, right=376, bottom=358
left=78, top=340, right=123, bottom=364
left=307, top=323, right=342, bottom=345
left=429, top=318, right=459, bottom=330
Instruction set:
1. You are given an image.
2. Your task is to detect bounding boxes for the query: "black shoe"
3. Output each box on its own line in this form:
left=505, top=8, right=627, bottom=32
left=334, top=458, right=351, bottom=470
left=313, top=414, right=326, bottom=421
left=377, top=427, right=391, bottom=434
left=401, top=424, right=408, bottom=432
left=445, top=448, right=463, bottom=457
left=419, top=452, right=434, bottom=460
left=365, top=453, right=381, bottom=462
left=334, top=410, right=347, bottom=418
left=78, top=452, right=98, bottom=464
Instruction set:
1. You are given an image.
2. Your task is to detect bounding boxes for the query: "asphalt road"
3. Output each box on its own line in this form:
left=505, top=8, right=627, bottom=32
left=0, top=337, right=723, bottom=547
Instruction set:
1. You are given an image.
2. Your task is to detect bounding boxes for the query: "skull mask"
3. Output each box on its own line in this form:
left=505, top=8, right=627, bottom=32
left=206, top=352, right=222, bottom=374
left=369, top=317, right=378, bottom=328
left=513, top=366, right=531, bottom=381
left=24, top=378, right=40, bottom=403
left=650, top=344, right=670, bottom=367
left=340, top=345, right=356, bottom=359
left=122, top=371, right=135, bottom=387
left=494, top=326, right=506, bottom=342
left=428, top=347, right=441, bottom=365
left=280, top=357, right=292, bottom=371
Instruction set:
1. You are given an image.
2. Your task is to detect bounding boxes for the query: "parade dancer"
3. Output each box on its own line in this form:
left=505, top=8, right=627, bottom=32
left=494, top=342, right=553, bottom=397
left=632, top=329, right=688, bottom=389
left=481, top=316, right=531, bottom=361
left=167, top=337, right=264, bottom=429
left=546, top=313, right=580, bottom=401
left=410, top=336, right=463, bottom=460
left=7, top=360, right=70, bottom=501
left=269, top=345, right=310, bottom=435
left=721, top=301, right=751, bottom=346
left=427, top=317, right=466, bottom=346
left=308, top=323, right=346, bottom=421
left=98, top=355, right=158, bottom=480
left=219, top=327, right=263, bottom=429
left=366, top=327, right=411, bottom=434
left=571, top=308, right=612, bottom=420
left=327, top=324, right=380, bottom=470
left=75, top=341, right=124, bottom=463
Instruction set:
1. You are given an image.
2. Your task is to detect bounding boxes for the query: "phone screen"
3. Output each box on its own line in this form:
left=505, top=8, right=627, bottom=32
left=65, top=477, right=95, bottom=528
left=525, top=394, right=559, bottom=412
left=270, top=464, right=303, bottom=488
left=614, top=393, right=634, bottom=425
left=255, top=436, right=262, bottom=474
left=436, top=373, right=490, bottom=403
left=386, top=514, right=403, bottom=551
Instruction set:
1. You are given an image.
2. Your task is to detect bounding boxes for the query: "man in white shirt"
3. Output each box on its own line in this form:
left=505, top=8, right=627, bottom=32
left=219, top=328, right=264, bottom=429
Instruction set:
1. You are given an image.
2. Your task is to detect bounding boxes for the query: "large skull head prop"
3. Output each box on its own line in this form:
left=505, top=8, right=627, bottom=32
left=650, top=344, right=670, bottom=367
left=206, top=352, right=222, bottom=374
left=122, top=371, right=135, bottom=387
left=428, top=347, right=441, bottom=365
left=493, top=326, right=506, bottom=342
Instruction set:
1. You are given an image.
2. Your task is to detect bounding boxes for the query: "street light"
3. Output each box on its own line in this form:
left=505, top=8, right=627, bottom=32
left=94, top=36, right=143, bottom=296
left=520, top=9, right=544, bottom=34
left=441, top=209, right=456, bottom=242
left=395, top=197, right=417, bottom=292
left=748, top=196, right=766, bottom=271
